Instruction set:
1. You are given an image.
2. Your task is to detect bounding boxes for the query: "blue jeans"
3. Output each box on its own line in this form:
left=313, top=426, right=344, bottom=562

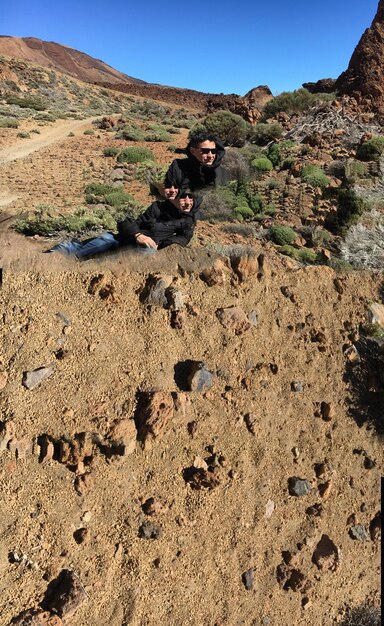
left=46, top=232, right=156, bottom=259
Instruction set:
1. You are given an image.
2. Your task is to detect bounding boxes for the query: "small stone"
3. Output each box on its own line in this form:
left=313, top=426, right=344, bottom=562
left=302, top=597, right=311, bottom=610
left=242, top=567, right=255, bottom=590
left=288, top=477, right=312, bottom=497
left=292, top=447, right=300, bottom=459
left=0, top=420, right=15, bottom=452
left=312, top=534, right=340, bottom=571
left=165, top=287, right=184, bottom=311
left=363, top=456, right=375, bottom=470
left=81, top=511, right=92, bottom=523
left=187, top=362, right=214, bottom=393
left=41, top=569, right=87, bottom=618
left=22, top=365, right=55, bottom=390
left=73, top=528, right=89, bottom=545
left=306, top=503, right=323, bottom=517
left=318, top=480, right=332, bottom=500
left=62, top=325, right=72, bottom=336
left=74, top=473, right=94, bottom=496
left=135, top=391, right=175, bottom=447
left=244, top=413, right=257, bottom=435
left=265, top=500, right=275, bottom=519
left=138, top=520, right=162, bottom=540
left=291, top=382, right=303, bottom=392
left=216, top=306, right=252, bottom=335
left=320, top=402, right=335, bottom=421
left=349, top=524, right=370, bottom=541
left=141, top=497, right=167, bottom=516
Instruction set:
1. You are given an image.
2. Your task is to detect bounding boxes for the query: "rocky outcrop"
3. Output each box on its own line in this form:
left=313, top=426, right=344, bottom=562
left=335, top=1, right=384, bottom=115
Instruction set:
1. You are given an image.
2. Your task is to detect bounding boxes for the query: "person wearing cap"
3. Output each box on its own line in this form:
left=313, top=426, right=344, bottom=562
left=162, top=132, right=229, bottom=193
left=45, top=190, right=201, bottom=258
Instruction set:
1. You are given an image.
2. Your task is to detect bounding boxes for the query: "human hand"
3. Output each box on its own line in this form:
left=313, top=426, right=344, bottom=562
left=135, top=234, right=158, bottom=249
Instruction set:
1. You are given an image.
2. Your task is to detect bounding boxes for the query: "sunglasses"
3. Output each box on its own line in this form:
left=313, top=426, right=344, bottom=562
left=179, top=194, right=194, bottom=199
left=198, top=148, right=217, bottom=154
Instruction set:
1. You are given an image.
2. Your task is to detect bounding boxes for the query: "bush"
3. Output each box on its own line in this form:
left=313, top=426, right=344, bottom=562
left=103, top=147, right=120, bottom=157
left=191, top=110, right=249, bottom=146
left=356, top=135, right=384, bottom=161
left=144, top=130, right=172, bottom=142
left=117, top=146, right=155, bottom=164
left=0, top=117, right=18, bottom=128
left=341, top=220, right=384, bottom=269
left=234, top=205, right=254, bottom=219
left=83, top=129, right=95, bottom=135
left=249, top=123, right=283, bottom=146
left=278, top=245, right=317, bottom=263
left=85, top=182, right=115, bottom=196
left=104, top=190, right=135, bottom=207
left=264, top=204, right=277, bottom=215
left=117, top=124, right=146, bottom=141
left=222, top=148, right=250, bottom=182
left=222, top=224, right=256, bottom=237
left=270, top=224, right=296, bottom=245
left=263, top=88, right=317, bottom=117
left=251, top=157, right=273, bottom=172
left=199, top=188, right=236, bottom=222
left=339, top=605, right=381, bottom=626
left=17, top=131, right=30, bottom=139
left=5, top=93, right=46, bottom=111
left=331, top=187, right=367, bottom=234
left=267, top=140, right=296, bottom=167
left=301, top=165, right=330, bottom=190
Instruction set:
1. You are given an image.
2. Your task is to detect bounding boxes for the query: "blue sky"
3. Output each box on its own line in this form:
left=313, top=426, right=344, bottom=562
left=0, top=0, right=379, bottom=95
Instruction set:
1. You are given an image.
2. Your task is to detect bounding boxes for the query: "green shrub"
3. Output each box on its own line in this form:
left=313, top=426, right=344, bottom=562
left=104, top=190, right=134, bottom=207
left=191, top=110, right=249, bottom=147
left=67, top=132, right=75, bottom=137
left=17, top=131, right=30, bottom=139
left=249, top=123, right=283, bottom=146
left=331, top=187, right=367, bottom=234
left=117, top=124, right=146, bottom=141
left=117, top=146, right=155, bottom=164
left=30, top=128, right=40, bottom=134
left=251, top=157, right=273, bottom=172
left=264, top=204, right=277, bottom=215
left=5, top=93, right=46, bottom=111
left=263, top=88, right=316, bottom=117
left=144, top=130, right=172, bottom=142
left=267, top=178, right=280, bottom=189
left=301, top=165, right=330, bottom=189
left=270, top=224, right=296, bottom=245
left=85, top=182, right=115, bottom=196
left=356, top=136, right=384, bottom=162
left=278, top=245, right=317, bottom=263
left=0, top=117, right=18, bottom=128
left=234, top=205, right=254, bottom=219
left=103, top=147, right=120, bottom=157
left=83, top=129, right=95, bottom=135
left=222, top=224, right=256, bottom=237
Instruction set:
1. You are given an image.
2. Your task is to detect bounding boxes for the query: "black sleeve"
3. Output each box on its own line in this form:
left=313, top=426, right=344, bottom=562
left=117, top=202, right=160, bottom=242
left=164, top=160, right=182, bottom=188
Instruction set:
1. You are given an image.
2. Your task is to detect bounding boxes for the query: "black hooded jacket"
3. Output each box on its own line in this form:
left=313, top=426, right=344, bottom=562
left=164, top=138, right=228, bottom=191
left=116, top=196, right=202, bottom=249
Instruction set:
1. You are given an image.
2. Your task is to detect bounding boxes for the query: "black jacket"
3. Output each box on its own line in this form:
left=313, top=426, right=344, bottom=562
left=117, top=197, right=202, bottom=249
left=164, top=138, right=228, bottom=191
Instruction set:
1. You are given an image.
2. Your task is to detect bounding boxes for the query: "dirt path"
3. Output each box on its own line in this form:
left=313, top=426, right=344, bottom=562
left=0, top=117, right=98, bottom=166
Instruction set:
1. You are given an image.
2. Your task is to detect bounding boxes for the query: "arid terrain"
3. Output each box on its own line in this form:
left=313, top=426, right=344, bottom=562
left=0, top=19, right=383, bottom=626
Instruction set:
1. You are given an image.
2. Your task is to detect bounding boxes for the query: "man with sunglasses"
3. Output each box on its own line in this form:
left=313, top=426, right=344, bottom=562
left=45, top=190, right=201, bottom=258
left=163, top=132, right=229, bottom=192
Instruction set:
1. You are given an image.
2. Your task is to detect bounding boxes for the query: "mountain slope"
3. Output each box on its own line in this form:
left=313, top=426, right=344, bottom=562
left=0, top=36, right=146, bottom=85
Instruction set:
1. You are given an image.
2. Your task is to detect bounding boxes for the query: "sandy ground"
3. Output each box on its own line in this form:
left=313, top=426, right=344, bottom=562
left=0, top=121, right=382, bottom=626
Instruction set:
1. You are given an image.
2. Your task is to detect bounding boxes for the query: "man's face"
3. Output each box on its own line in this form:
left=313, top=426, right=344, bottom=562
left=173, top=194, right=194, bottom=212
left=190, top=140, right=217, bottom=166
left=164, top=185, right=178, bottom=200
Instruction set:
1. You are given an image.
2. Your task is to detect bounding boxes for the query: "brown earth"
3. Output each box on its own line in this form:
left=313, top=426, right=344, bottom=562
left=0, top=36, right=145, bottom=85
left=0, top=107, right=382, bottom=626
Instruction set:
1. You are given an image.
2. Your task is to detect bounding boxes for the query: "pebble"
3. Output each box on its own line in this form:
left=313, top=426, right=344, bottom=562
left=187, top=362, right=214, bottom=393
left=22, top=365, right=55, bottom=390
left=291, top=382, right=303, bottom=392
left=349, top=524, right=370, bottom=541
left=242, top=567, right=255, bottom=590
left=265, top=500, right=275, bottom=519
left=138, top=520, right=162, bottom=540
left=41, top=568, right=87, bottom=618
left=288, top=477, right=312, bottom=497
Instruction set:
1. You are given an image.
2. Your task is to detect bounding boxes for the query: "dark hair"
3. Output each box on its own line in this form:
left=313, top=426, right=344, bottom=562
left=188, top=132, right=219, bottom=148
left=178, top=188, right=195, bottom=200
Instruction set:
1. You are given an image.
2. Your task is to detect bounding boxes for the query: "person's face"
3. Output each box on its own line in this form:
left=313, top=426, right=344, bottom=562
left=164, top=185, right=178, bottom=199
left=173, top=194, right=194, bottom=212
left=190, top=140, right=217, bottom=166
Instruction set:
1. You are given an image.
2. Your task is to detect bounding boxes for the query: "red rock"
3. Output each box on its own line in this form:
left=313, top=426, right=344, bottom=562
left=216, top=306, right=252, bottom=335
left=135, top=391, right=175, bottom=448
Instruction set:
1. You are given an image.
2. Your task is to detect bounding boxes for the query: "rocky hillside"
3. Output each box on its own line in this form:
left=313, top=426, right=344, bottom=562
left=336, top=0, right=384, bottom=117
left=0, top=36, right=145, bottom=86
